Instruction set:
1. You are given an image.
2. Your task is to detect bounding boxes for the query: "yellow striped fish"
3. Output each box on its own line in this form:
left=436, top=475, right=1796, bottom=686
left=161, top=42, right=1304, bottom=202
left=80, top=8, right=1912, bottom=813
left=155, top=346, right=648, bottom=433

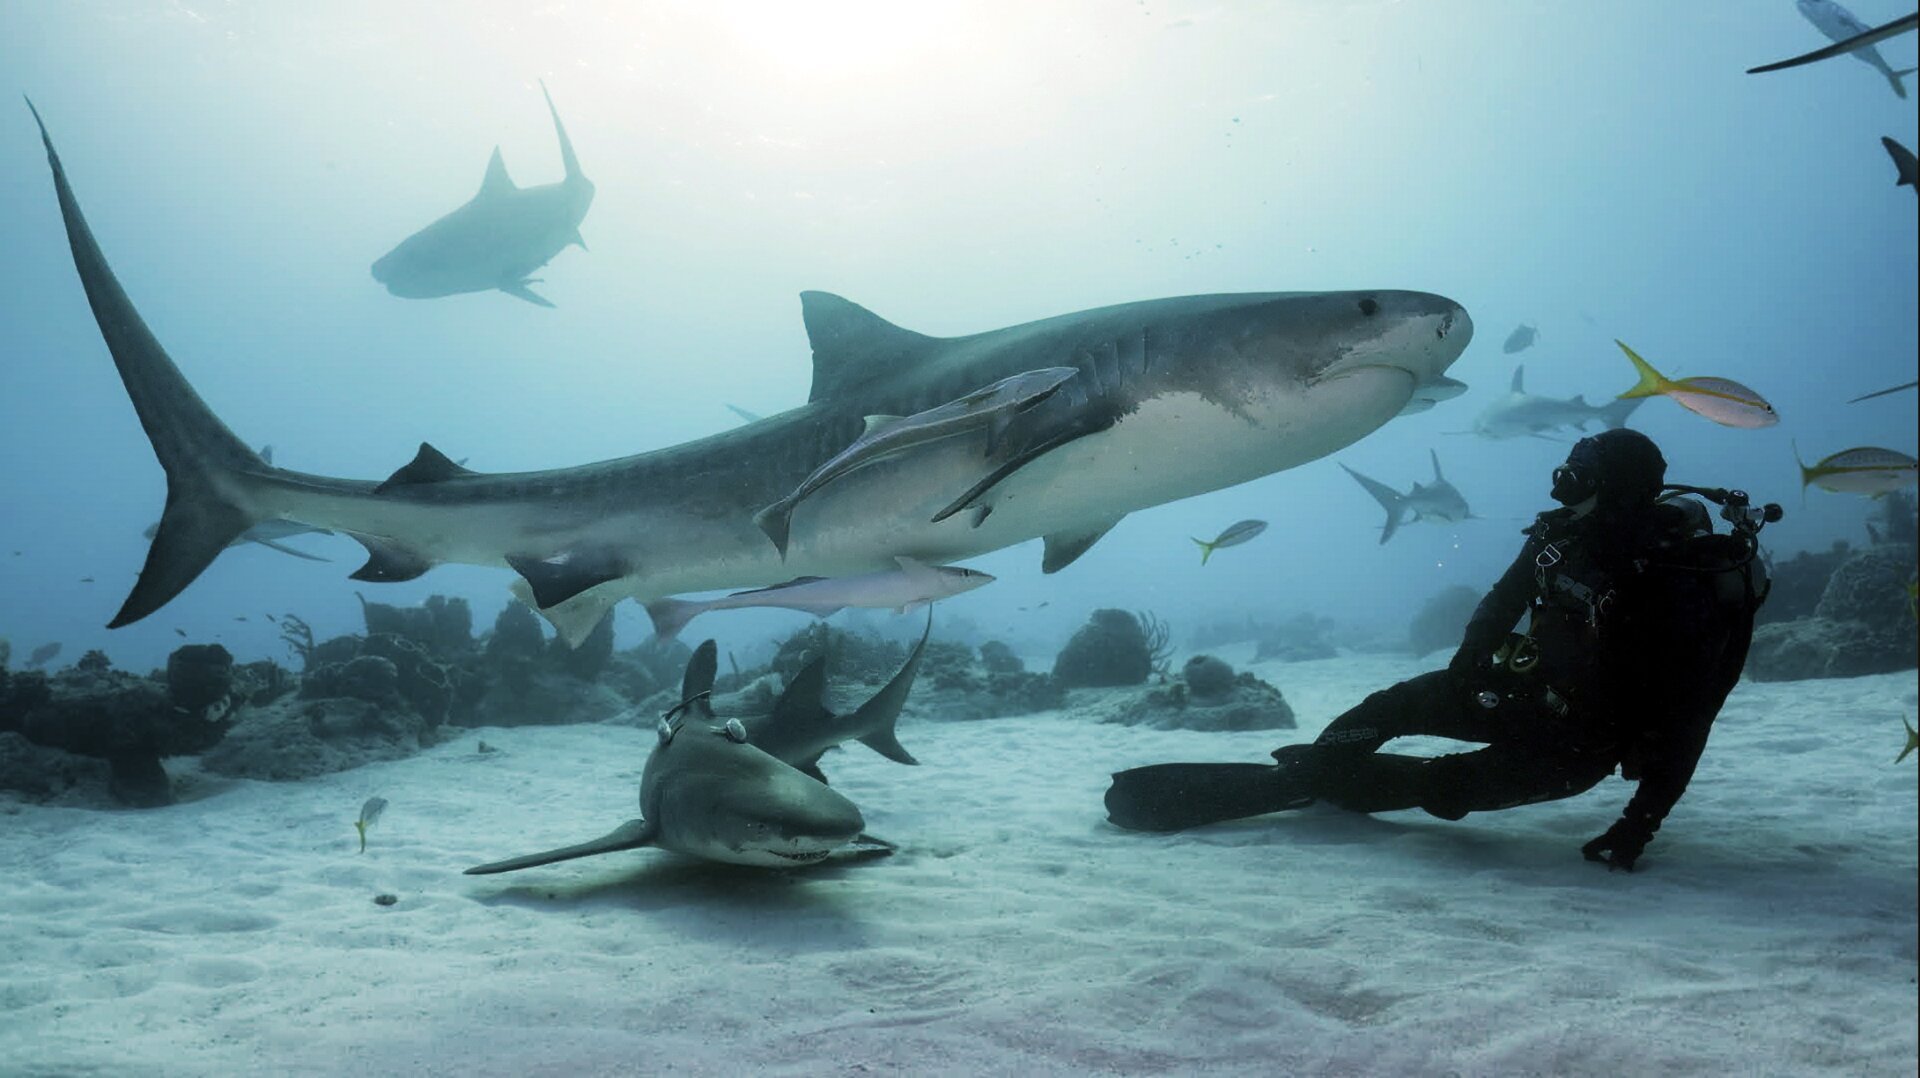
left=1615, top=340, right=1779, bottom=428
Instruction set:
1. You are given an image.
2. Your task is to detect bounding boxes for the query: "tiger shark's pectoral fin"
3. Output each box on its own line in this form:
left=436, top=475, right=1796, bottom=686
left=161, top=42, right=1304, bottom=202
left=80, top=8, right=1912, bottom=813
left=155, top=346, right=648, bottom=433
left=500, top=278, right=555, bottom=308
left=347, top=533, right=435, bottom=582
left=1041, top=516, right=1123, bottom=574
left=845, top=833, right=898, bottom=858
left=929, top=418, right=1113, bottom=524
left=506, top=549, right=628, bottom=609
left=464, top=818, right=657, bottom=875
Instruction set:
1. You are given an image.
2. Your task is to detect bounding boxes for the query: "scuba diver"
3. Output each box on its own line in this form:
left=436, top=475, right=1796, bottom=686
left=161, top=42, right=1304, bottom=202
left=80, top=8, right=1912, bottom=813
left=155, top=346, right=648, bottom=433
left=1105, top=428, right=1779, bottom=872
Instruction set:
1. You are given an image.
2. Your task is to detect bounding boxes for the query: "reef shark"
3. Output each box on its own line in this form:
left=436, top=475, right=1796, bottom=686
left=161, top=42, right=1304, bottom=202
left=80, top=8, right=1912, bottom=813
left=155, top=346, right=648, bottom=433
left=370, top=81, right=593, bottom=307
left=1466, top=366, right=1642, bottom=441
left=1339, top=449, right=1475, bottom=544
left=467, top=632, right=923, bottom=873
left=29, top=99, right=1472, bottom=646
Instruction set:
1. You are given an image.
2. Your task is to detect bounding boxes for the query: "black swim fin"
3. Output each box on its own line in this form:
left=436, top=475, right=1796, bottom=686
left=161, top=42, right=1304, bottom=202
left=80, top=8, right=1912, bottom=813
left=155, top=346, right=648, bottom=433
left=1104, top=762, right=1316, bottom=833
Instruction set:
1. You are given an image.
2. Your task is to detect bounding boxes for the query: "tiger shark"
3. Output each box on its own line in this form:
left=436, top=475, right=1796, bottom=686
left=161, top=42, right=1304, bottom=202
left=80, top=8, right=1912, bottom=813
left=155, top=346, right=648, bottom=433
left=28, top=99, right=1473, bottom=645
left=369, top=81, right=593, bottom=307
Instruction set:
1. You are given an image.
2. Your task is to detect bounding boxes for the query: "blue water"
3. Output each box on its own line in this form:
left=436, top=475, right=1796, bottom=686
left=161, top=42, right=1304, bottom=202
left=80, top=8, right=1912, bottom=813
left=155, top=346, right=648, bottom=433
left=0, top=1, right=1914, bottom=671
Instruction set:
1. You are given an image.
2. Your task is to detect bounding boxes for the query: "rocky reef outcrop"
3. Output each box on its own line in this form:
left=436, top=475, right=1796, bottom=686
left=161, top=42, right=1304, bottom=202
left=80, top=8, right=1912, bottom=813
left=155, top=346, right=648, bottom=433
left=1083, top=653, right=1296, bottom=732
left=1408, top=585, right=1481, bottom=656
left=1052, top=609, right=1171, bottom=687
left=1747, top=542, right=1917, bottom=681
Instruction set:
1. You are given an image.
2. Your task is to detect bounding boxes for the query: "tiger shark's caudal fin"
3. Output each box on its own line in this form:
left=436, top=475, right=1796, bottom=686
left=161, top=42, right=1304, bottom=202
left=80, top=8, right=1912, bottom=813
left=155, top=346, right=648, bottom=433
left=28, top=98, right=271, bottom=627
left=539, top=79, right=585, bottom=185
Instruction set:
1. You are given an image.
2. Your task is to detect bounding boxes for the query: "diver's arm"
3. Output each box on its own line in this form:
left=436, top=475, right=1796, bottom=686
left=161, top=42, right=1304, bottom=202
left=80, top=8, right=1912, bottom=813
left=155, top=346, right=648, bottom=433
left=1451, top=533, right=1542, bottom=672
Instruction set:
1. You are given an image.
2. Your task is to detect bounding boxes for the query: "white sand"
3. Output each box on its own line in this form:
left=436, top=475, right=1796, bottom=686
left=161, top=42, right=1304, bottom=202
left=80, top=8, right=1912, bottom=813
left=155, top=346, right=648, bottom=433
left=2, top=653, right=1915, bottom=1076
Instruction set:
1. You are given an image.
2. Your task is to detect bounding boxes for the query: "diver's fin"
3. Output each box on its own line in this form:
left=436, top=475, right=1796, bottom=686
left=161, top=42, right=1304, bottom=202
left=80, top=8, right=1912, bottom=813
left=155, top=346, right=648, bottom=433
left=347, top=533, right=435, bottom=583
left=501, top=279, right=555, bottom=308
left=1042, top=517, right=1122, bottom=573
left=1104, top=763, right=1314, bottom=833
left=464, top=818, right=657, bottom=875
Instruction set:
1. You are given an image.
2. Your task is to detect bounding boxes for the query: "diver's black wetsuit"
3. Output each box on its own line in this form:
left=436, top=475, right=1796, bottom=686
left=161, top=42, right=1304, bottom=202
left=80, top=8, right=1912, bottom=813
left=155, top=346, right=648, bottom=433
left=1298, top=498, right=1750, bottom=858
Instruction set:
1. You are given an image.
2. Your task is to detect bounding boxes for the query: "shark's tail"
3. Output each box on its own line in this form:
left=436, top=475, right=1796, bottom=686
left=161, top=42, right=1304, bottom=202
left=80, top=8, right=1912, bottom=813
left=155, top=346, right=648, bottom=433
left=28, top=98, right=273, bottom=628
left=644, top=596, right=707, bottom=641
left=1598, top=396, right=1645, bottom=430
left=539, top=80, right=585, bottom=184
left=1339, top=463, right=1408, bottom=545
left=1887, top=65, right=1915, bottom=99
left=846, top=611, right=931, bottom=766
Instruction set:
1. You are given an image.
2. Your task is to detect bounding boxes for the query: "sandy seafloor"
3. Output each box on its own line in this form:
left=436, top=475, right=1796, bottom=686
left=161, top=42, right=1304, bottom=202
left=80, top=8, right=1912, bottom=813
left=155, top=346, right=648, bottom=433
left=2, top=649, right=1915, bottom=1077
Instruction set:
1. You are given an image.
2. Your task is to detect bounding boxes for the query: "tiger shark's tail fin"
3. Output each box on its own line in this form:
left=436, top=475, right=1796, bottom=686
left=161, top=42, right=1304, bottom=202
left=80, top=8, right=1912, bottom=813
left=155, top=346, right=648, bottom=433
left=28, top=97, right=270, bottom=627
left=1340, top=463, right=1408, bottom=545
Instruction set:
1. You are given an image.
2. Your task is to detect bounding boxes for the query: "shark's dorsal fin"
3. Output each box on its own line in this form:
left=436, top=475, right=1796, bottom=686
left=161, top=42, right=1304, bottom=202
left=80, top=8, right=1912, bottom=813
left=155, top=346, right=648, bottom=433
left=479, top=147, right=515, bottom=198
left=377, top=442, right=476, bottom=493
left=771, top=657, right=832, bottom=732
left=682, top=640, right=718, bottom=709
left=1429, top=448, right=1444, bottom=481
left=800, top=291, right=939, bottom=402
left=1510, top=366, right=1525, bottom=394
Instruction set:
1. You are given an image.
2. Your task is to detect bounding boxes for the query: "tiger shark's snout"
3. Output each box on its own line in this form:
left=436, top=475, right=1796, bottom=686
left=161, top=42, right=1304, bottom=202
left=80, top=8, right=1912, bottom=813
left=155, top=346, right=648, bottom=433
left=1310, top=290, right=1472, bottom=398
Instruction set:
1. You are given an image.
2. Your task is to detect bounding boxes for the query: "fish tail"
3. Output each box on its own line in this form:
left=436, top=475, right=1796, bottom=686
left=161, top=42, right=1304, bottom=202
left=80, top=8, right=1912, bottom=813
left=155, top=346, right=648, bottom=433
left=539, top=80, right=585, bottom=182
left=29, top=98, right=272, bottom=628
left=643, top=597, right=703, bottom=640
left=1596, top=396, right=1644, bottom=430
left=1191, top=537, right=1215, bottom=565
left=1339, top=463, right=1408, bottom=545
left=1791, top=440, right=1816, bottom=506
left=1887, top=66, right=1914, bottom=99
left=1613, top=340, right=1671, bottom=399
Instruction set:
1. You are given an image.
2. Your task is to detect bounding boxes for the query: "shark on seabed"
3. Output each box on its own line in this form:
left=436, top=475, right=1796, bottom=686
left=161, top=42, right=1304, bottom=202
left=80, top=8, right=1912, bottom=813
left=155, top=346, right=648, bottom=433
left=27, top=99, right=1474, bottom=646
left=370, top=81, right=593, bottom=307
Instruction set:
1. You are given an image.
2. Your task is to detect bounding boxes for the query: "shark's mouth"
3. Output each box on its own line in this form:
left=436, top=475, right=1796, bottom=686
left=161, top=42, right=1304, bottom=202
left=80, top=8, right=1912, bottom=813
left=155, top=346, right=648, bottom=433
left=764, top=848, right=835, bottom=864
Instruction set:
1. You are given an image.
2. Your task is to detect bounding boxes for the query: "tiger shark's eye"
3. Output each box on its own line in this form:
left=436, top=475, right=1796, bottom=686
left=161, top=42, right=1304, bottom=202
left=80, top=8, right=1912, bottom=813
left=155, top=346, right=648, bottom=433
left=721, top=719, right=748, bottom=744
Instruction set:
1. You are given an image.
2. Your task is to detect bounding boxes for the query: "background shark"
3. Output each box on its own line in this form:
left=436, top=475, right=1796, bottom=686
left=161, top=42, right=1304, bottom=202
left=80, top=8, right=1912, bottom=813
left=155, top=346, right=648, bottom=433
left=1468, top=366, right=1642, bottom=441
left=370, top=81, right=593, bottom=307
left=31, top=101, right=1471, bottom=646
left=1339, top=450, right=1475, bottom=544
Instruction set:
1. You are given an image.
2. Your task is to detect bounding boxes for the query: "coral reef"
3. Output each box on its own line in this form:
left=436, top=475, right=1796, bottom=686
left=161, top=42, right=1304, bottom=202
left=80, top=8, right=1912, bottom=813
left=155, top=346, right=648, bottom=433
left=1053, top=609, right=1156, bottom=687
left=769, top=623, right=909, bottom=686
left=1757, top=542, right=1852, bottom=626
left=1181, top=654, right=1237, bottom=699
left=1083, top=662, right=1297, bottom=732
left=1407, top=585, right=1481, bottom=656
left=1746, top=543, right=1917, bottom=681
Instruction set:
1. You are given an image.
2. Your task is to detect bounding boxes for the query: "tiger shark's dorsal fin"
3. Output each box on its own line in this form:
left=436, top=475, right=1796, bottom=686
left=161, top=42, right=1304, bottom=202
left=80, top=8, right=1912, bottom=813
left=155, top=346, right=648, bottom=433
left=478, top=147, right=515, bottom=198
left=1509, top=366, right=1525, bottom=394
left=376, top=442, right=476, bottom=493
left=800, top=291, right=939, bottom=402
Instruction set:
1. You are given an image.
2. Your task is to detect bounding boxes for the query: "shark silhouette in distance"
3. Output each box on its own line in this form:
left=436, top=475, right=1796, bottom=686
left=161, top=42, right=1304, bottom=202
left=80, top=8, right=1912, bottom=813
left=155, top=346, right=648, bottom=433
left=28, top=97, right=1473, bottom=646
left=1339, top=449, right=1475, bottom=544
left=370, top=81, right=593, bottom=307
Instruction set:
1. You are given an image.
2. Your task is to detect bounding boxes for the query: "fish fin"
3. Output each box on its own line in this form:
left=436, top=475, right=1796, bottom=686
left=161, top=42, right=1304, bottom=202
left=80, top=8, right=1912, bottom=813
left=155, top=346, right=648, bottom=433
left=478, top=146, right=515, bottom=197
left=644, top=597, right=702, bottom=640
left=1429, top=448, right=1445, bottom=482
left=968, top=505, right=992, bottom=529
left=500, top=279, right=555, bottom=307
left=515, top=581, right=617, bottom=649
left=1340, top=463, right=1409, bottom=545
left=681, top=639, right=718, bottom=706
left=571, top=229, right=588, bottom=251
left=796, top=756, right=830, bottom=784
left=1613, top=340, right=1670, bottom=399
left=752, top=501, right=796, bottom=559
left=258, top=445, right=275, bottom=465
left=1192, top=537, right=1215, bottom=566
left=246, top=535, right=331, bottom=563
left=505, top=550, right=626, bottom=609
left=799, top=291, right=940, bottom=403
left=1042, top=517, right=1123, bottom=574
left=931, top=419, right=1113, bottom=525
left=728, top=576, right=828, bottom=597
left=1597, top=396, right=1645, bottom=430
left=29, top=99, right=273, bottom=627
left=1887, top=66, right=1914, bottom=99
left=464, top=818, right=656, bottom=875
left=848, top=610, right=928, bottom=766
left=540, top=80, right=586, bottom=184
left=1509, top=366, right=1525, bottom=393
left=347, top=533, right=435, bottom=583
left=861, top=414, right=904, bottom=436
left=375, top=442, right=476, bottom=493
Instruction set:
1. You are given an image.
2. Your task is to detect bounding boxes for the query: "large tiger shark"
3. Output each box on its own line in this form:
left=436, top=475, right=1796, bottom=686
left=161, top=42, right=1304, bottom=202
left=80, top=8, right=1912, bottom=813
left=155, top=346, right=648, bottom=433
left=28, top=99, right=1473, bottom=645
left=369, top=81, right=593, bottom=307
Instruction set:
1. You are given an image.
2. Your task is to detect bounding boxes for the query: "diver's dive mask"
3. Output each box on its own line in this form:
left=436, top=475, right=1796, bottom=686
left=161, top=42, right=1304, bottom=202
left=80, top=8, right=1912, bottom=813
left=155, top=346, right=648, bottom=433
left=1550, top=462, right=1596, bottom=506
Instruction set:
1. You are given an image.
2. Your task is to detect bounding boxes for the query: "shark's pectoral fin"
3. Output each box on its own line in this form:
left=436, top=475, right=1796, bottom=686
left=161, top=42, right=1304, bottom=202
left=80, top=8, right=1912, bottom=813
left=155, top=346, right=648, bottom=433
left=506, top=550, right=628, bottom=609
left=930, top=418, right=1113, bottom=525
left=375, top=442, right=477, bottom=494
left=846, top=833, right=898, bottom=857
left=1041, top=516, right=1123, bottom=574
left=511, top=579, right=618, bottom=648
left=464, top=818, right=657, bottom=875
left=347, top=533, right=435, bottom=583
left=796, top=755, right=830, bottom=784
left=571, top=229, right=588, bottom=251
left=500, top=279, right=555, bottom=308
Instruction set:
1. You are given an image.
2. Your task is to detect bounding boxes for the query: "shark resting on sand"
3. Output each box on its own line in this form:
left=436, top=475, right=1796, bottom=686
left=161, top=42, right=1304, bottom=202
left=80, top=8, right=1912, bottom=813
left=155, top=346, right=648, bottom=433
left=28, top=99, right=1473, bottom=646
left=466, top=624, right=928, bottom=873
left=370, top=81, right=593, bottom=307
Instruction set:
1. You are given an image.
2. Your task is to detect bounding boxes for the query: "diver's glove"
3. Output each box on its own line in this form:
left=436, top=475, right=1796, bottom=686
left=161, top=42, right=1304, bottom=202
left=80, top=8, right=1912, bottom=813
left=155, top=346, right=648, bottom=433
left=1582, top=813, right=1657, bottom=872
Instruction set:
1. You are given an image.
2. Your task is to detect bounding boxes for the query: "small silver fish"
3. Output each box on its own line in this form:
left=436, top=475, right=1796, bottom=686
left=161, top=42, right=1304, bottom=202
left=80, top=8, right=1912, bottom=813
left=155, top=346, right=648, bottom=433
left=1502, top=324, right=1538, bottom=354
left=1616, top=341, right=1778, bottom=429
left=1192, top=519, right=1268, bottom=564
left=355, top=796, right=389, bottom=853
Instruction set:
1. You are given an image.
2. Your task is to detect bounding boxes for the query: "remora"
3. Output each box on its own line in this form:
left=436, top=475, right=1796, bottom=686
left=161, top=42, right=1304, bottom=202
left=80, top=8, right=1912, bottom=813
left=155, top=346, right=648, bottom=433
left=28, top=101, right=1473, bottom=644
